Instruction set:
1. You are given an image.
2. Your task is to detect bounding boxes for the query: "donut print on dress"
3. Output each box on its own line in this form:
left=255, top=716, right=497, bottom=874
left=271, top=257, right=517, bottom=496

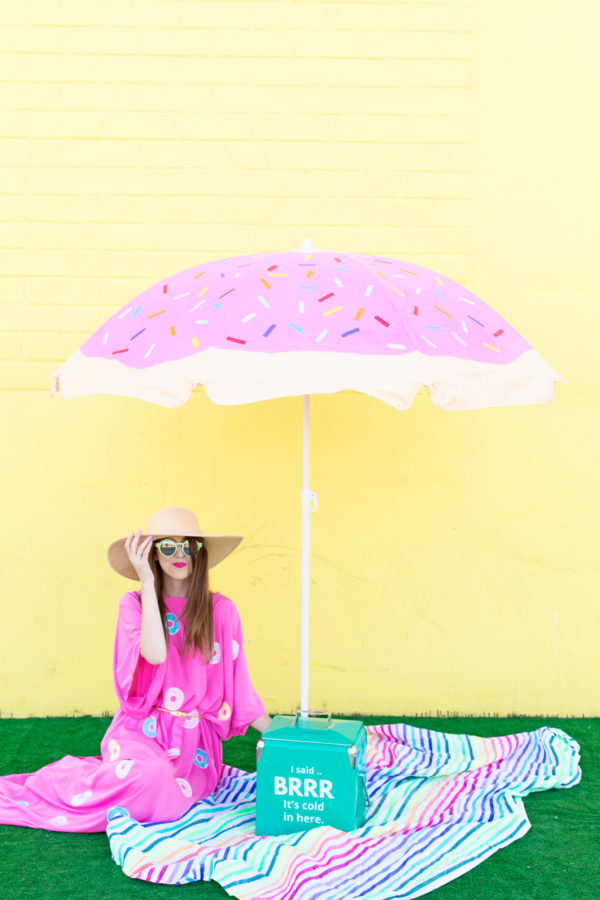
left=167, top=747, right=180, bottom=758
left=218, top=701, right=231, bottom=721
left=210, top=642, right=221, bottom=665
left=115, top=759, right=135, bottom=780
left=232, top=639, right=240, bottom=660
left=164, top=613, right=179, bottom=635
left=50, top=815, right=68, bottom=825
left=108, top=739, right=121, bottom=761
left=163, top=687, right=184, bottom=711
left=193, top=749, right=209, bottom=769
left=176, top=778, right=192, bottom=798
left=142, top=715, right=157, bottom=738
left=183, top=709, right=200, bottom=729
left=71, top=790, right=92, bottom=806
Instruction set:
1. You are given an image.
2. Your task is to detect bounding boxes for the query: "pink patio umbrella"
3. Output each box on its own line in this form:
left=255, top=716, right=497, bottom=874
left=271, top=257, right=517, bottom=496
left=50, top=237, right=563, bottom=716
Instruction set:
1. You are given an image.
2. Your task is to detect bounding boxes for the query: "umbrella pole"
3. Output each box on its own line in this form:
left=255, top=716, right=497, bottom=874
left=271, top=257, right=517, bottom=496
left=301, top=394, right=317, bottom=720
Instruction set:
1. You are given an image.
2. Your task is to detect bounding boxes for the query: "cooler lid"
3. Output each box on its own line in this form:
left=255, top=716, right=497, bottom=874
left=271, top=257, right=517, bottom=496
left=263, top=714, right=364, bottom=747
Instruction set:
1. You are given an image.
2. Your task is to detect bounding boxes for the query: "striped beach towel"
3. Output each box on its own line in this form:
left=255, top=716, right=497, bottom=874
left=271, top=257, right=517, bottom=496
left=107, top=722, right=581, bottom=898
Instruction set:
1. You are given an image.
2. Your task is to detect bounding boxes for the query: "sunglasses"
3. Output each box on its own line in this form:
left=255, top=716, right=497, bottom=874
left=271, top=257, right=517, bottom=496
left=154, top=539, right=203, bottom=558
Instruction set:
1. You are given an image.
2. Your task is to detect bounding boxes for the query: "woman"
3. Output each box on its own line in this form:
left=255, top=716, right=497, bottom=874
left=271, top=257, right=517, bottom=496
left=0, top=506, right=271, bottom=831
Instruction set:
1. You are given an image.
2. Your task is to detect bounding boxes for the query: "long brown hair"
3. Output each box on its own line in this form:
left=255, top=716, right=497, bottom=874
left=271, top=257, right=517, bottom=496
left=147, top=537, right=214, bottom=664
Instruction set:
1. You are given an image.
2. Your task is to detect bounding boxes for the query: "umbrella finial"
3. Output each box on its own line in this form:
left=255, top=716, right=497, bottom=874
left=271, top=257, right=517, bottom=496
left=300, top=237, right=314, bottom=251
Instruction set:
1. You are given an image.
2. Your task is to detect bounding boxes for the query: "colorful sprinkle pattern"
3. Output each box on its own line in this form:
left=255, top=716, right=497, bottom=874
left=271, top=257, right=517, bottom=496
left=81, top=251, right=531, bottom=367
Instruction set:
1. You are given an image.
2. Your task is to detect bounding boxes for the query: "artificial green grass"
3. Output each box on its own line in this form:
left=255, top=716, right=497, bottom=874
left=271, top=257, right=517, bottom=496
left=0, top=716, right=596, bottom=899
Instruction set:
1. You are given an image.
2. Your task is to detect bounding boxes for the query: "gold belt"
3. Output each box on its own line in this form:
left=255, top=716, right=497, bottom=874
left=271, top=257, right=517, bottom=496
left=154, top=706, right=202, bottom=718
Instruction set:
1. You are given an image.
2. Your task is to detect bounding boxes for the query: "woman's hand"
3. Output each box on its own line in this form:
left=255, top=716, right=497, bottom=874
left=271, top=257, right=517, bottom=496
left=250, top=714, right=272, bottom=733
left=125, top=530, right=154, bottom=583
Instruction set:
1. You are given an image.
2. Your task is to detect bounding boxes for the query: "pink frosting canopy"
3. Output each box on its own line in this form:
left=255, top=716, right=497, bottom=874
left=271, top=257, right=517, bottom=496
left=52, top=249, right=562, bottom=410
left=80, top=250, right=531, bottom=367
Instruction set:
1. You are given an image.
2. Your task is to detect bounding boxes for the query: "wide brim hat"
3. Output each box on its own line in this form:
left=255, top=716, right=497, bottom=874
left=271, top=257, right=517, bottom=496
left=107, top=506, right=243, bottom=580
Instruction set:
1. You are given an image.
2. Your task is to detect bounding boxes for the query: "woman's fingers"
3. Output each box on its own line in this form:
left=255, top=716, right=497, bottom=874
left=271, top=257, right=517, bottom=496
left=125, top=530, right=141, bottom=560
left=123, top=531, right=154, bottom=580
left=129, top=531, right=153, bottom=560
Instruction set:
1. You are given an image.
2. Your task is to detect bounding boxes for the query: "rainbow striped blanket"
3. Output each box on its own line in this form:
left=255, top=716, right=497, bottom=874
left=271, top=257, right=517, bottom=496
left=107, top=722, right=581, bottom=898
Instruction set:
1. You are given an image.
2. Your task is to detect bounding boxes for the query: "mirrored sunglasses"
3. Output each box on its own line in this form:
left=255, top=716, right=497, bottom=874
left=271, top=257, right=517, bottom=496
left=154, top=539, right=203, bottom=558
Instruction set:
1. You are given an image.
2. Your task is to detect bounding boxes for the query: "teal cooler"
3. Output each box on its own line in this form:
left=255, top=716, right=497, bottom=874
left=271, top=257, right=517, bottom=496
left=255, top=712, right=369, bottom=836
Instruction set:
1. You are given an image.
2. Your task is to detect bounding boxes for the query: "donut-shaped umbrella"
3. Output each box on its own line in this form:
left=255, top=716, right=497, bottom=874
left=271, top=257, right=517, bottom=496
left=50, top=238, right=562, bottom=410
left=50, top=238, right=563, bottom=716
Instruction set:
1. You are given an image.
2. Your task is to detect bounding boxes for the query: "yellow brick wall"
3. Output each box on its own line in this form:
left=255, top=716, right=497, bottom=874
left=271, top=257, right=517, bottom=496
left=1, top=1, right=598, bottom=716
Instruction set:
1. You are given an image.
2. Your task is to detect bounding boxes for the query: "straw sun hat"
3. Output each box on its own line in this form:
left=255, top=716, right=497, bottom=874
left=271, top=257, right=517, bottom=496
left=107, top=506, right=243, bottom=580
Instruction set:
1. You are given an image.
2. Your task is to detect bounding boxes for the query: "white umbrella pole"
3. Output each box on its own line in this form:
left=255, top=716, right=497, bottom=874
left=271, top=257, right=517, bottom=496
left=301, top=394, right=317, bottom=719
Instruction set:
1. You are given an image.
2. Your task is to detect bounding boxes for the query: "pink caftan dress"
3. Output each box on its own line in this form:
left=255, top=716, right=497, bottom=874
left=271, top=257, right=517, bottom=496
left=0, top=591, right=266, bottom=832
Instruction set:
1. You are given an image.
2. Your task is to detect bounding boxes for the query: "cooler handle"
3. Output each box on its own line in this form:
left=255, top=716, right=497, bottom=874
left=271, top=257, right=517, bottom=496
left=360, top=774, right=371, bottom=808
left=294, top=710, right=333, bottom=729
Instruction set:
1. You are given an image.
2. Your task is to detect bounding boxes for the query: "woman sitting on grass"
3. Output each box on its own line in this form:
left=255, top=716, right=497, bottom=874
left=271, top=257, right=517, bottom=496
left=0, top=506, right=271, bottom=832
